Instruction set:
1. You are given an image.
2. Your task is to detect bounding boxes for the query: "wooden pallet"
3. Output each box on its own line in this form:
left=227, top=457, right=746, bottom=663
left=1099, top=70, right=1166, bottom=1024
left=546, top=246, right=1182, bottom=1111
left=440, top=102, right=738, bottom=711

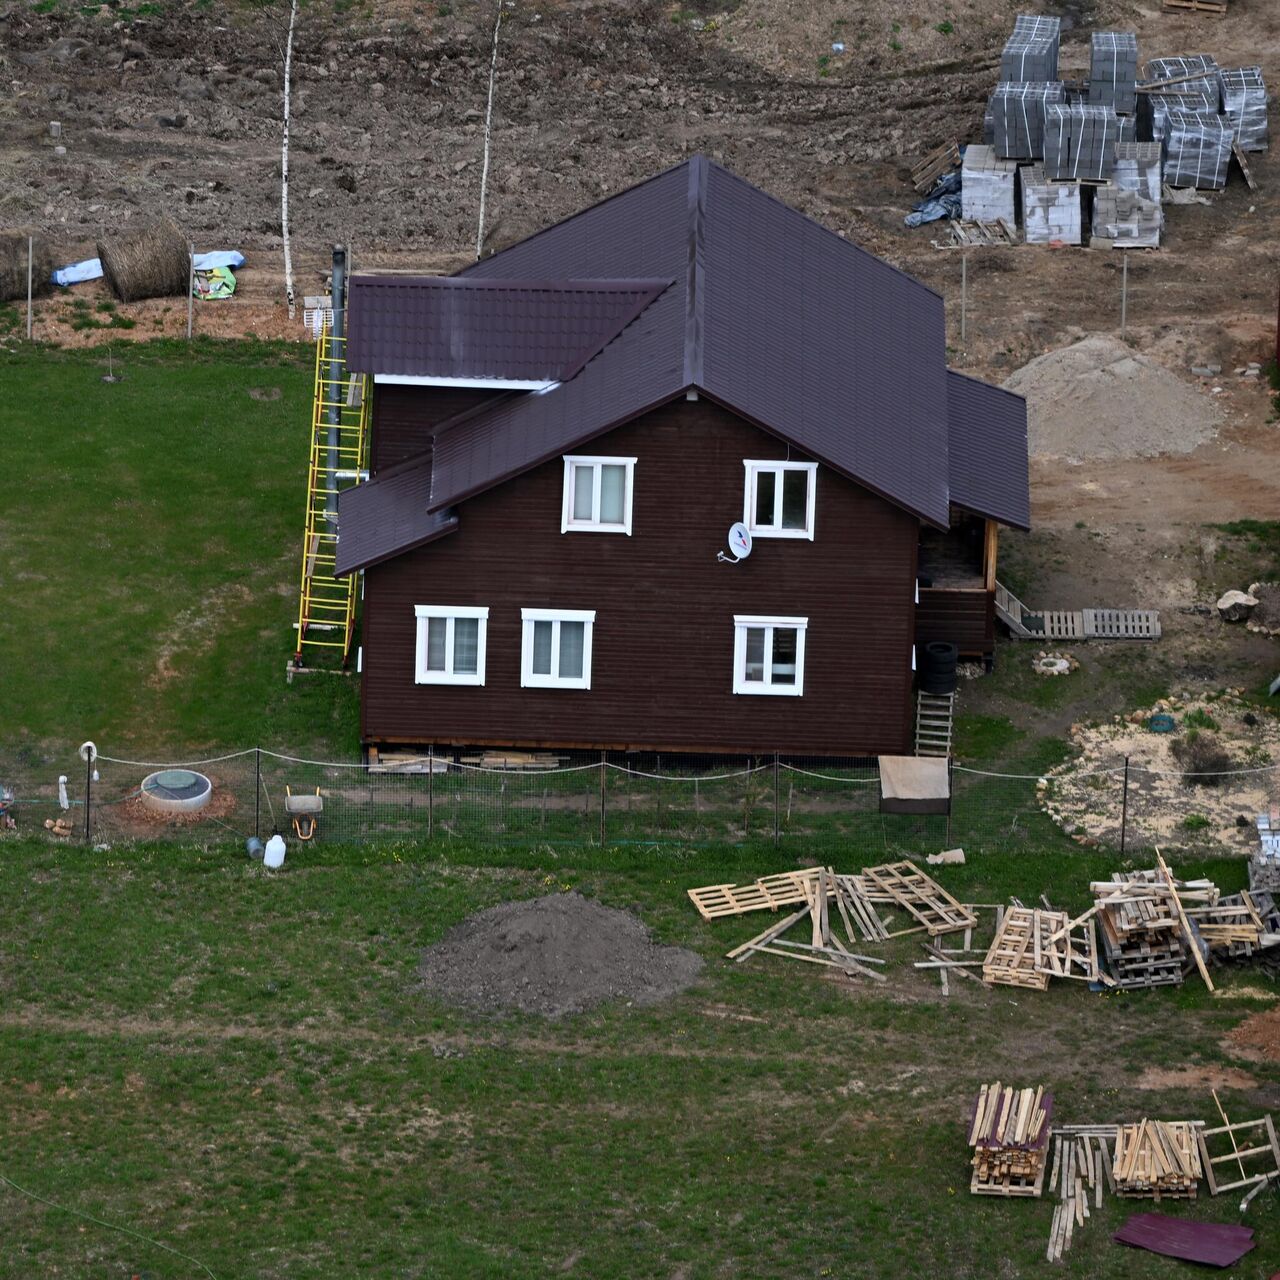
left=1199, top=1112, right=1280, bottom=1196
left=860, top=861, right=977, bottom=936
left=1082, top=608, right=1162, bottom=639
left=1161, top=0, right=1226, bottom=12
left=1234, top=143, right=1258, bottom=192
left=687, top=868, right=818, bottom=920
left=911, top=139, right=961, bottom=193
left=949, top=218, right=1018, bottom=247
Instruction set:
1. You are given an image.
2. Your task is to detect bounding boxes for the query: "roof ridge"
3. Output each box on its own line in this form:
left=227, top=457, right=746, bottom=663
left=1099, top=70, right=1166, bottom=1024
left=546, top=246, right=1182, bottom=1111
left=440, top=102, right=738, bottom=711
left=683, top=154, right=707, bottom=387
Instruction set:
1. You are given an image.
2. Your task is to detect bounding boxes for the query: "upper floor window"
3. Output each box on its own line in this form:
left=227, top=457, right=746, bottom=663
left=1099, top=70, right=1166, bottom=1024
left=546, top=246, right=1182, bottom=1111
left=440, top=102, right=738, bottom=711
left=561, top=456, right=636, bottom=535
left=743, top=461, right=817, bottom=540
left=414, top=606, right=488, bottom=685
left=521, top=608, right=595, bottom=689
left=733, top=615, right=807, bottom=696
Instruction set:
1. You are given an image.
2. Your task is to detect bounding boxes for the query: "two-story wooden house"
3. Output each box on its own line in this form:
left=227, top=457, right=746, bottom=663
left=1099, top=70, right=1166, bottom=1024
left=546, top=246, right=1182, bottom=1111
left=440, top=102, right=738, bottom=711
left=334, top=156, right=1029, bottom=757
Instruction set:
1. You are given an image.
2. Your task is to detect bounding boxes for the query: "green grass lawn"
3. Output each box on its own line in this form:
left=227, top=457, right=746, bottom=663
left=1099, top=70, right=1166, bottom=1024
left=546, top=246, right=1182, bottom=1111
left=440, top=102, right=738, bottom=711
left=1, top=836, right=1277, bottom=1279
left=0, top=341, right=359, bottom=762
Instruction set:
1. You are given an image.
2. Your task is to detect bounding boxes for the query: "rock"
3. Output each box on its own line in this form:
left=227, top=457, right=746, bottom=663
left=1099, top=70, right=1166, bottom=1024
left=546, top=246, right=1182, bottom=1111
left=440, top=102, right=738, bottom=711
left=1218, top=589, right=1259, bottom=623
left=1191, top=364, right=1221, bottom=376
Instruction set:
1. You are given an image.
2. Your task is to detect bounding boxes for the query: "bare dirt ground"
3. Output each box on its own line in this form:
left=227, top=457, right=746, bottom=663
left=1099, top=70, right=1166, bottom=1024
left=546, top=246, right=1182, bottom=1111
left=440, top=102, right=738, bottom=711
left=3, top=0, right=1279, bottom=679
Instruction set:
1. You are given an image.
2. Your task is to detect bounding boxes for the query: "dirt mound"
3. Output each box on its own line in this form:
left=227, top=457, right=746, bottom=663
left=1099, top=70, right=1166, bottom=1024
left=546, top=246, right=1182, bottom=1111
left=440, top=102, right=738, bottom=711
left=1226, top=1005, right=1280, bottom=1062
left=1005, top=336, right=1223, bottom=460
left=418, top=892, right=703, bottom=1017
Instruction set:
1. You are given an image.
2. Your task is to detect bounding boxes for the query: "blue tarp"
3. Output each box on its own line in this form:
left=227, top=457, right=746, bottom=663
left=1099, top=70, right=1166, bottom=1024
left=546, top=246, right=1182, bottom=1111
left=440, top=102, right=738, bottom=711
left=903, top=169, right=963, bottom=228
left=52, top=250, right=245, bottom=287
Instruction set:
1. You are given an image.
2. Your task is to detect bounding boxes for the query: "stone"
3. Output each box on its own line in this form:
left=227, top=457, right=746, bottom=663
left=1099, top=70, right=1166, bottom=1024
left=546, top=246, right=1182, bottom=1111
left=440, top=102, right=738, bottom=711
left=1217, top=589, right=1259, bottom=622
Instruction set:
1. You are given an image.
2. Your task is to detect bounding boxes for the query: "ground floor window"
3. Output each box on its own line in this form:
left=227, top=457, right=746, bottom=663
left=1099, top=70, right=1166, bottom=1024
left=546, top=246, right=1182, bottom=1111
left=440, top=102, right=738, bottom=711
left=414, top=606, right=488, bottom=685
left=520, top=608, right=596, bottom=689
left=733, top=615, right=807, bottom=695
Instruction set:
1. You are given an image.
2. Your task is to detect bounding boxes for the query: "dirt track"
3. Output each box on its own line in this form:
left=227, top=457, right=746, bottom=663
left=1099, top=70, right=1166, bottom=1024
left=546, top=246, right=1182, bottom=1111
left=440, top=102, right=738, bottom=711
left=3, top=0, right=1280, bottom=541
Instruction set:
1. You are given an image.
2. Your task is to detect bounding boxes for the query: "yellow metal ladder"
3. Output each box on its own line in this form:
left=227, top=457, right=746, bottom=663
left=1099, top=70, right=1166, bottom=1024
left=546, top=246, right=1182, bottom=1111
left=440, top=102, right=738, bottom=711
left=294, top=327, right=369, bottom=663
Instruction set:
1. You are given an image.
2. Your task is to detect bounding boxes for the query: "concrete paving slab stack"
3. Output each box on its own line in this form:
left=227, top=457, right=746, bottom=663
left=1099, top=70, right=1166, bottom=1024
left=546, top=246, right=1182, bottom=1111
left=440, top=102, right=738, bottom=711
left=1092, top=188, right=1161, bottom=247
left=961, top=145, right=1018, bottom=223
left=1219, top=67, right=1269, bottom=151
left=1088, top=32, right=1139, bottom=116
left=1020, top=165, right=1082, bottom=243
left=1044, top=103, right=1121, bottom=181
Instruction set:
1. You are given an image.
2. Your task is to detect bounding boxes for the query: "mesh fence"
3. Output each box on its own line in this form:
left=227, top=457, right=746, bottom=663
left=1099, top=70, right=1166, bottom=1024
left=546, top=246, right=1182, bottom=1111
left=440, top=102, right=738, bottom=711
left=0, top=745, right=1274, bottom=857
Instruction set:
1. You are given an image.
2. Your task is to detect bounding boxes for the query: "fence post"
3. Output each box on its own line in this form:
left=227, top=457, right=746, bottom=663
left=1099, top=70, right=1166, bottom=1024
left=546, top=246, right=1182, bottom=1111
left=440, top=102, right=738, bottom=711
left=427, top=745, right=434, bottom=840
left=83, top=750, right=93, bottom=841
left=599, top=751, right=607, bottom=847
left=773, top=753, right=780, bottom=847
left=1119, top=755, right=1130, bottom=855
left=254, top=747, right=262, bottom=840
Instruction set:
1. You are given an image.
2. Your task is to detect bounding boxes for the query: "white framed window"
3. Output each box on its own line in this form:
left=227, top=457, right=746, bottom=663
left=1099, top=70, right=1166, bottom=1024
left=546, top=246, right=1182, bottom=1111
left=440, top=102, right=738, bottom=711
left=414, top=606, right=488, bottom=685
left=561, top=456, right=636, bottom=535
left=733, top=615, right=808, bottom=696
left=743, top=461, right=817, bottom=540
left=521, top=608, right=596, bottom=689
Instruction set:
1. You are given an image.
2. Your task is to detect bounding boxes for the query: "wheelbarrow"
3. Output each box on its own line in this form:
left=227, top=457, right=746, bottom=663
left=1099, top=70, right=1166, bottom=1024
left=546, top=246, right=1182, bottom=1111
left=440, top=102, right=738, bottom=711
left=285, top=786, right=323, bottom=841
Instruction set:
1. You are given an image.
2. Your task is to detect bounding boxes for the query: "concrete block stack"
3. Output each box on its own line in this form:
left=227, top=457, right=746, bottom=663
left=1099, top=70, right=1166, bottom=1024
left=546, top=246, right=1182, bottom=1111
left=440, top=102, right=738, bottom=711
left=989, top=81, right=1066, bottom=160
left=962, top=145, right=1018, bottom=223
left=1146, top=90, right=1221, bottom=144
left=1164, top=110, right=1234, bottom=189
left=1114, top=141, right=1163, bottom=202
left=1088, top=33, right=1139, bottom=116
left=1092, top=188, right=1161, bottom=247
left=1021, top=166, right=1082, bottom=244
left=1145, top=54, right=1220, bottom=102
left=1044, top=104, right=1121, bottom=182
left=1220, top=67, right=1269, bottom=151
left=1001, top=15, right=1061, bottom=83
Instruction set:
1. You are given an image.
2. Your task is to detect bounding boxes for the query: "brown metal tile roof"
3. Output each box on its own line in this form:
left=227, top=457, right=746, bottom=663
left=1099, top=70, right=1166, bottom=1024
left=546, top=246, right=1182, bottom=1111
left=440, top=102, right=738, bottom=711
left=345, top=277, right=673, bottom=382
left=945, top=370, right=1031, bottom=531
left=336, top=157, right=1029, bottom=574
left=429, top=156, right=956, bottom=526
left=334, top=449, right=457, bottom=577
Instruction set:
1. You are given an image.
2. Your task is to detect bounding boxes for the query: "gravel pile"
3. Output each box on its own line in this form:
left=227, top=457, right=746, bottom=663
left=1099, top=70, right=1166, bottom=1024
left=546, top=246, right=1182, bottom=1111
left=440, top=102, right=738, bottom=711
left=1004, top=335, right=1223, bottom=460
left=418, top=892, right=703, bottom=1017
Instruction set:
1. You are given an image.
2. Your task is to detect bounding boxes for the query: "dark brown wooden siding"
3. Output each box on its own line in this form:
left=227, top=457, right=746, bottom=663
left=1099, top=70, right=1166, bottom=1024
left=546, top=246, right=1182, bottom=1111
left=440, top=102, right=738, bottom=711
left=360, top=399, right=919, bottom=756
left=371, top=384, right=504, bottom=472
left=915, top=588, right=994, bottom=658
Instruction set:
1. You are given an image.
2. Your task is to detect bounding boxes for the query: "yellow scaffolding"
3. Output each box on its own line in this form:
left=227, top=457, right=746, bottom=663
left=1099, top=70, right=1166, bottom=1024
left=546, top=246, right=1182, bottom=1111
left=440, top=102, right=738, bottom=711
left=294, top=327, right=369, bottom=663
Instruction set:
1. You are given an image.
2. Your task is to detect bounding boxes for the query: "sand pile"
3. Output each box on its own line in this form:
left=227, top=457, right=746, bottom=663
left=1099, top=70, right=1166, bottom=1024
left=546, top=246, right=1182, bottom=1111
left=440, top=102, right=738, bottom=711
left=1005, top=335, right=1223, bottom=460
left=418, top=892, right=703, bottom=1017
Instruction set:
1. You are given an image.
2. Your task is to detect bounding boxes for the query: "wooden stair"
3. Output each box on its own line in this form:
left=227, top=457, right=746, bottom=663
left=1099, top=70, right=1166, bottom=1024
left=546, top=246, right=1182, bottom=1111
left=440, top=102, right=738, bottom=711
left=915, top=690, right=955, bottom=757
left=994, top=582, right=1160, bottom=642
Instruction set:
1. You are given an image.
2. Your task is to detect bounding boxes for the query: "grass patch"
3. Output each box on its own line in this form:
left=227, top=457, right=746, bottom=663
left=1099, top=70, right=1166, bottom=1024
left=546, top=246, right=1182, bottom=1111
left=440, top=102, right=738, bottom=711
left=0, top=836, right=1276, bottom=1278
left=1211, top=519, right=1280, bottom=582
left=0, top=341, right=359, bottom=758
left=953, top=713, right=1024, bottom=764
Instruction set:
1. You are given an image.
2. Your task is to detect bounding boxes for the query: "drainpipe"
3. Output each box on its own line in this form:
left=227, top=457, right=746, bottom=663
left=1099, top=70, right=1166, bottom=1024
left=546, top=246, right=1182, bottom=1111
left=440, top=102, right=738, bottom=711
left=326, top=244, right=347, bottom=520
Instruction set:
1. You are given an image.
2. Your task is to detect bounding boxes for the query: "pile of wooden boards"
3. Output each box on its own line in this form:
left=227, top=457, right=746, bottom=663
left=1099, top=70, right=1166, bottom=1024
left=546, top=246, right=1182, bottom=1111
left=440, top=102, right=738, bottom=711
left=983, top=904, right=1102, bottom=990
left=1046, top=1127, right=1112, bottom=1261
left=1186, top=891, right=1265, bottom=957
left=457, top=750, right=565, bottom=770
left=1114, top=1120, right=1202, bottom=1199
left=968, top=1083, right=1051, bottom=1196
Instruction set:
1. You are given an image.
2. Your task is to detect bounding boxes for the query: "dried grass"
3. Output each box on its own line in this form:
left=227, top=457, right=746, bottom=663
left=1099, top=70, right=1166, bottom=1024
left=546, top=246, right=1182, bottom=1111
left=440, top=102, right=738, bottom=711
left=0, top=231, right=54, bottom=303
left=97, top=217, right=189, bottom=302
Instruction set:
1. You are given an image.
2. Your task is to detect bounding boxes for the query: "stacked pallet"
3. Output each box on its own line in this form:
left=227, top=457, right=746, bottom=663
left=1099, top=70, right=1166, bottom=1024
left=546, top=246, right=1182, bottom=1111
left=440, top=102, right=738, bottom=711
left=1114, top=1121, right=1202, bottom=1199
left=1093, top=870, right=1188, bottom=988
left=1165, top=110, right=1234, bottom=189
left=1044, top=104, right=1120, bottom=182
left=968, top=1083, right=1051, bottom=1196
left=961, top=145, right=1017, bottom=223
left=983, top=905, right=1102, bottom=988
left=1187, top=891, right=1264, bottom=956
left=1220, top=67, right=1269, bottom=151
left=1021, top=166, right=1082, bottom=244
left=988, top=81, right=1065, bottom=160
left=1089, top=32, right=1139, bottom=115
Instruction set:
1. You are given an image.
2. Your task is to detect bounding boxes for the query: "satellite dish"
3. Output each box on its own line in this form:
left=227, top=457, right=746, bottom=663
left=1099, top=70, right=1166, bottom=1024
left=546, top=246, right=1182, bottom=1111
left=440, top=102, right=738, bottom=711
left=719, top=522, right=752, bottom=564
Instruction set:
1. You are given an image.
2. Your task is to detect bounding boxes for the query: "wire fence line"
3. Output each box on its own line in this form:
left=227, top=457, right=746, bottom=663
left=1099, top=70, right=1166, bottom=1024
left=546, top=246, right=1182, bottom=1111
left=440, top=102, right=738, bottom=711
left=0, top=745, right=1273, bottom=858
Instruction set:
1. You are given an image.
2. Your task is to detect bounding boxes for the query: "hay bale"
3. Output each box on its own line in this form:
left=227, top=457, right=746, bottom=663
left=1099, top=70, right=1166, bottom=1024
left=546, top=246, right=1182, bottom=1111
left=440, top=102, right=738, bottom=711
left=97, top=218, right=189, bottom=302
left=0, top=231, right=55, bottom=303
